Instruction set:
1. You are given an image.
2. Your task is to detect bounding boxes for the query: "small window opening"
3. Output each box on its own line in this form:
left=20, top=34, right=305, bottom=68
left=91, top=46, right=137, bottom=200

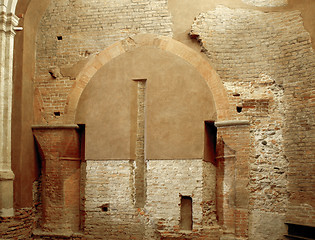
left=100, top=204, right=109, bottom=212
left=237, top=106, right=242, bottom=113
left=54, top=111, right=60, bottom=116
left=57, top=36, right=63, bottom=40
left=180, top=196, right=192, bottom=231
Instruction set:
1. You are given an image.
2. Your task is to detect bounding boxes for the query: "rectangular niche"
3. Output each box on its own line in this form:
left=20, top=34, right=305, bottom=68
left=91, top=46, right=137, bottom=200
left=180, top=196, right=193, bottom=230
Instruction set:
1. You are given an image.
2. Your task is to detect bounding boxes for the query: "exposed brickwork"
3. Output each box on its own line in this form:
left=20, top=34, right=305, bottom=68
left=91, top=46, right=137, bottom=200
left=191, top=4, right=315, bottom=235
left=134, top=80, right=147, bottom=208
left=0, top=208, right=35, bottom=239
left=32, top=127, right=82, bottom=234
left=84, top=159, right=220, bottom=239
left=84, top=160, right=149, bottom=239
left=146, top=160, right=216, bottom=232
left=35, top=0, right=172, bottom=124
left=216, top=124, right=251, bottom=239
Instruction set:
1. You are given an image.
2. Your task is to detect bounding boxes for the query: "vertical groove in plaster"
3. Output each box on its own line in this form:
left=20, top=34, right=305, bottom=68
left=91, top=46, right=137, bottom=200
left=134, top=79, right=147, bottom=208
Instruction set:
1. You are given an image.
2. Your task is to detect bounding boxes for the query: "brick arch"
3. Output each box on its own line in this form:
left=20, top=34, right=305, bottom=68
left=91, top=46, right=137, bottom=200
left=64, top=34, right=232, bottom=123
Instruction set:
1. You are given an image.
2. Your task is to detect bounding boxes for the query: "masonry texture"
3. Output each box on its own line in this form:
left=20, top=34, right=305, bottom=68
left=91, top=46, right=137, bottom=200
left=35, top=0, right=172, bottom=124
left=0, top=0, right=314, bottom=240
left=191, top=5, right=315, bottom=237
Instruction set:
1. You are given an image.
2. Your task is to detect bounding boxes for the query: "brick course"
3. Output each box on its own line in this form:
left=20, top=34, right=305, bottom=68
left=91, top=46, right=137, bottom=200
left=0, top=208, right=35, bottom=239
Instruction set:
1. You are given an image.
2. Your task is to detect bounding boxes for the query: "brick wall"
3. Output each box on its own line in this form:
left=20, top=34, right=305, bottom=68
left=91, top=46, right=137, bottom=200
left=84, top=159, right=220, bottom=239
left=216, top=123, right=251, bottom=239
left=191, top=5, right=315, bottom=237
left=84, top=160, right=150, bottom=239
left=146, top=159, right=216, bottom=232
left=35, top=0, right=172, bottom=124
left=0, top=208, right=35, bottom=239
left=23, top=1, right=315, bottom=239
left=32, top=127, right=82, bottom=234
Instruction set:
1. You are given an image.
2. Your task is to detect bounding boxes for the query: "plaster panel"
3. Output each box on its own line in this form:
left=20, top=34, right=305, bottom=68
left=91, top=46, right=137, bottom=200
left=76, top=46, right=215, bottom=160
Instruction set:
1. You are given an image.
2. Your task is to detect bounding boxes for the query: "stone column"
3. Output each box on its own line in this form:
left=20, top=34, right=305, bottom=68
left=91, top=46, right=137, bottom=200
left=0, top=3, right=18, bottom=217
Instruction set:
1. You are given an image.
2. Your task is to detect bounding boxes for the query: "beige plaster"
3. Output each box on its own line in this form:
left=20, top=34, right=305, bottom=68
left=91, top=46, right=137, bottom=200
left=76, top=46, right=216, bottom=160
left=12, top=0, right=50, bottom=208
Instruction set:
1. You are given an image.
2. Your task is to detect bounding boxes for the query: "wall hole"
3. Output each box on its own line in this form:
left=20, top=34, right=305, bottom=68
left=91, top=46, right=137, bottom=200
left=180, top=196, right=192, bottom=231
left=57, top=36, right=63, bottom=40
left=49, top=71, right=56, bottom=79
left=100, top=204, right=109, bottom=212
left=54, top=111, right=60, bottom=116
left=236, top=106, right=242, bottom=113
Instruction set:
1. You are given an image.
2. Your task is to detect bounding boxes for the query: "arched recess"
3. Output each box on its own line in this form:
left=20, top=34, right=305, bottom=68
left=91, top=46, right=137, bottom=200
left=75, top=45, right=217, bottom=160
left=70, top=34, right=236, bottom=237
left=64, top=34, right=232, bottom=124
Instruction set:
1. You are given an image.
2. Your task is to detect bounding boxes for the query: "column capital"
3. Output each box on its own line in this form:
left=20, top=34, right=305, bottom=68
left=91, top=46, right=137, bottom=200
left=0, top=11, right=18, bottom=34
left=5, top=12, right=18, bottom=36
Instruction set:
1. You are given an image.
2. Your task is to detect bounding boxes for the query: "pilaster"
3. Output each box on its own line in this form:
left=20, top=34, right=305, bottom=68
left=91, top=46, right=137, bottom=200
left=215, top=120, right=250, bottom=239
left=0, top=9, right=18, bottom=217
left=32, top=125, right=83, bottom=234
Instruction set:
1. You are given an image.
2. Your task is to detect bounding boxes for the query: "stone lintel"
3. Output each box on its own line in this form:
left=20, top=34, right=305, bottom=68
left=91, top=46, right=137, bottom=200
left=215, top=120, right=250, bottom=128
